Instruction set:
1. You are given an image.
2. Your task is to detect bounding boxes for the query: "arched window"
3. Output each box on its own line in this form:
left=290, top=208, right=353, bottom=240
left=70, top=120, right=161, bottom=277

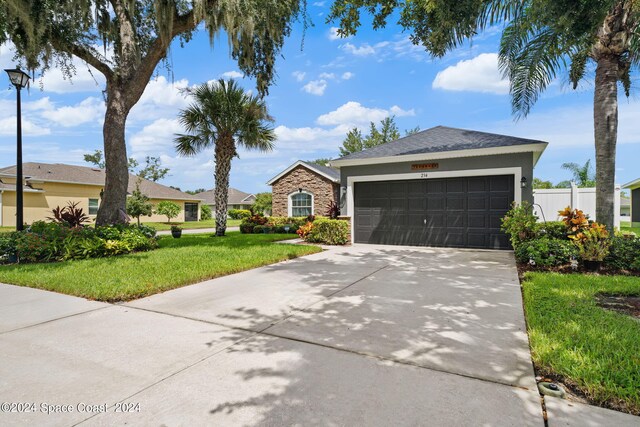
left=289, top=192, right=313, bottom=217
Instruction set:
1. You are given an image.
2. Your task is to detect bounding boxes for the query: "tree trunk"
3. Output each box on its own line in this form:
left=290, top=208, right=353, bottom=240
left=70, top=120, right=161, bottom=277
left=214, top=135, right=237, bottom=236
left=96, top=84, right=131, bottom=226
left=593, top=55, right=619, bottom=231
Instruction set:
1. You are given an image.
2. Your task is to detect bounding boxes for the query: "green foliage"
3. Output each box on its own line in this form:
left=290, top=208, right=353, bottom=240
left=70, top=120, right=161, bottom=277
left=138, top=156, right=170, bottom=182
left=514, top=237, right=578, bottom=267
left=126, top=185, right=153, bottom=225
left=536, top=221, right=567, bottom=240
left=253, top=225, right=265, bottom=234
left=533, top=178, right=554, bottom=189
left=155, top=201, right=181, bottom=223
left=501, top=202, right=538, bottom=248
left=240, top=214, right=269, bottom=234
left=305, top=218, right=350, bottom=245
left=252, top=192, right=273, bottom=215
left=309, top=158, right=332, bottom=166
left=268, top=216, right=308, bottom=231
left=561, top=160, right=596, bottom=187
left=200, top=204, right=212, bottom=220
left=605, top=236, right=640, bottom=271
left=84, top=149, right=138, bottom=172
left=339, top=116, right=401, bottom=156
left=0, top=222, right=157, bottom=263
left=228, top=209, right=252, bottom=220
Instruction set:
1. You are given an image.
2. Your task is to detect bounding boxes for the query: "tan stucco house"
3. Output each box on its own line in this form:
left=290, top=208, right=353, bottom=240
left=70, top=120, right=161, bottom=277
left=0, top=162, right=203, bottom=227
left=268, top=160, right=340, bottom=217
left=196, top=188, right=256, bottom=213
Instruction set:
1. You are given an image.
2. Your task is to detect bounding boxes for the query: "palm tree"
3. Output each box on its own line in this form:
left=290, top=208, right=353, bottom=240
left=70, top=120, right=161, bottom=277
left=561, top=160, right=596, bottom=187
left=175, top=79, right=276, bottom=236
left=328, top=0, right=639, bottom=231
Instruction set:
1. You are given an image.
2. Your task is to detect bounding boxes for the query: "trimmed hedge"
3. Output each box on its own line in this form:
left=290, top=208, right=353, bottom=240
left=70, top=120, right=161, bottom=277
left=605, top=236, right=640, bottom=271
left=514, top=237, right=578, bottom=267
left=305, top=218, right=349, bottom=245
left=228, top=209, right=251, bottom=220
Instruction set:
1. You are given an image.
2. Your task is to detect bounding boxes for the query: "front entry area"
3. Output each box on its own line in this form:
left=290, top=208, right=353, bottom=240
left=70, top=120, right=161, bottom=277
left=353, top=175, right=514, bottom=249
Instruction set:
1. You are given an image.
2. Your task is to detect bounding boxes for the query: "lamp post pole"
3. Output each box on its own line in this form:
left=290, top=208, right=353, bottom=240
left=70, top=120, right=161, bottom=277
left=4, top=67, right=30, bottom=231
left=15, top=82, right=24, bottom=231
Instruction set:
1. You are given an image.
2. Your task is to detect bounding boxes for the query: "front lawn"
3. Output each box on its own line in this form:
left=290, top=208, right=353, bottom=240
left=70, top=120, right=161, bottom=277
left=522, top=272, right=640, bottom=414
left=621, top=225, right=639, bottom=235
left=0, top=232, right=321, bottom=302
left=146, top=219, right=241, bottom=231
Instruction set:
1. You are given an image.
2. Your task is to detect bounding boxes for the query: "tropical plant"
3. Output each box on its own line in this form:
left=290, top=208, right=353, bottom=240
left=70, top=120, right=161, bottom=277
left=561, top=160, right=596, bottom=187
left=573, top=224, right=611, bottom=262
left=252, top=192, right=273, bottom=216
left=559, top=207, right=590, bottom=238
left=328, top=0, right=640, bottom=232
left=200, top=204, right=213, bottom=221
left=155, top=201, right=181, bottom=223
left=48, top=201, right=90, bottom=227
left=326, top=200, right=340, bottom=219
left=175, top=79, right=276, bottom=236
left=1, top=1, right=302, bottom=225
left=501, top=202, right=538, bottom=248
left=126, top=185, right=153, bottom=225
left=296, top=222, right=314, bottom=239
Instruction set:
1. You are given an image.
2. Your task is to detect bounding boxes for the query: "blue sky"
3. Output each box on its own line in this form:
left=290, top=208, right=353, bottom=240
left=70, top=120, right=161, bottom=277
left=1, top=3, right=639, bottom=194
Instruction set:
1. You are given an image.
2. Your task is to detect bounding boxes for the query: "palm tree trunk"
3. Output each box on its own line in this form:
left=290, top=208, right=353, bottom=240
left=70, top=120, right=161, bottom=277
left=96, top=84, right=131, bottom=226
left=214, top=135, right=236, bottom=236
left=593, top=54, right=619, bottom=231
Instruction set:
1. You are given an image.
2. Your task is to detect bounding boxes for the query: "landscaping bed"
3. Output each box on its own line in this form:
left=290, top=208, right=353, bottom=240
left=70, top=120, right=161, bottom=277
left=521, top=272, right=640, bottom=415
left=146, top=219, right=241, bottom=231
left=0, top=232, right=321, bottom=302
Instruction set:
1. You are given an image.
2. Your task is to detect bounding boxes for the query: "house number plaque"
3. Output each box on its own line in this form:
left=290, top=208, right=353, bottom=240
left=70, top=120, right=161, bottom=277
left=411, top=163, right=439, bottom=171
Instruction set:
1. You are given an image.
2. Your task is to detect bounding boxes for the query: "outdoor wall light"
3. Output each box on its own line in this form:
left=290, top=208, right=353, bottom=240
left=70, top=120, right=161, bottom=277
left=4, top=66, right=30, bottom=231
left=298, top=188, right=303, bottom=193
left=520, top=177, right=528, bottom=189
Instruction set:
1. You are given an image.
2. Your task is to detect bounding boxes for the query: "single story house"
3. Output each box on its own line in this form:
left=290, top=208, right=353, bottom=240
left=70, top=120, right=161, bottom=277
left=267, top=160, right=340, bottom=217
left=270, top=126, right=548, bottom=249
left=196, top=188, right=256, bottom=213
left=0, top=162, right=203, bottom=227
left=622, top=178, right=640, bottom=226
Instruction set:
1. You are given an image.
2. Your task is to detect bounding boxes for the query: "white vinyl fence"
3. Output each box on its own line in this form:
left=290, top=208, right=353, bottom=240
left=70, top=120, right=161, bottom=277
left=533, top=182, right=621, bottom=228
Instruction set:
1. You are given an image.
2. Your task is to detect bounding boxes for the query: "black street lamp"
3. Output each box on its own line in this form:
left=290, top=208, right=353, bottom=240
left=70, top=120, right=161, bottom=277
left=4, top=67, right=30, bottom=231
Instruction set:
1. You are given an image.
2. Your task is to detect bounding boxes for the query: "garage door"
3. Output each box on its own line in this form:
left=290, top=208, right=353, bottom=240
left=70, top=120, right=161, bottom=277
left=354, top=175, right=514, bottom=249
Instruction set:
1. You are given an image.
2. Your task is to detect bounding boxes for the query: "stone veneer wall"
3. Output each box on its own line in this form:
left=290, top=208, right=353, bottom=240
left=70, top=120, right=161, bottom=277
left=271, top=165, right=339, bottom=217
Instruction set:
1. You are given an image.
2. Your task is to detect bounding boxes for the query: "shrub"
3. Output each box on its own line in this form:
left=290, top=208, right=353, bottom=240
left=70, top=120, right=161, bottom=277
left=200, top=204, right=213, bottom=220
left=240, top=223, right=255, bottom=234
left=296, top=222, right=314, bottom=240
left=240, top=213, right=268, bottom=233
left=253, top=225, right=265, bottom=234
left=559, top=206, right=589, bottom=238
left=514, top=237, right=578, bottom=267
left=571, top=223, right=611, bottom=262
left=127, top=186, right=153, bottom=225
left=0, top=232, right=18, bottom=263
left=267, top=216, right=307, bottom=231
left=326, top=200, right=340, bottom=219
left=536, top=221, right=567, bottom=239
left=136, top=224, right=157, bottom=238
left=228, top=209, right=251, bottom=220
left=501, top=202, right=538, bottom=248
left=155, top=201, right=181, bottom=223
left=306, top=218, right=350, bottom=245
left=605, top=236, right=640, bottom=271
left=48, top=201, right=90, bottom=227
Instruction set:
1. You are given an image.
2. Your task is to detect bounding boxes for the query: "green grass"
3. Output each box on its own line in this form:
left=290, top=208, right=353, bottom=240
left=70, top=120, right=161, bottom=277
left=621, top=225, right=639, bottom=235
left=522, top=272, right=640, bottom=414
left=0, top=226, right=15, bottom=233
left=0, top=232, right=321, bottom=302
left=146, top=219, right=241, bottom=231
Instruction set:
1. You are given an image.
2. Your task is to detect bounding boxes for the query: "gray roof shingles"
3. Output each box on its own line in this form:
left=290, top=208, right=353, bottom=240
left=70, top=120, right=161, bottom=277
left=0, top=162, right=202, bottom=201
left=196, top=188, right=256, bottom=205
left=336, top=126, right=548, bottom=161
left=299, top=161, right=340, bottom=182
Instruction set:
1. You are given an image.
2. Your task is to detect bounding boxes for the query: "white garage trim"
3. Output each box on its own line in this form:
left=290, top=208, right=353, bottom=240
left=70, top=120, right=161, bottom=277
left=346, top=167, right=523, bottom=244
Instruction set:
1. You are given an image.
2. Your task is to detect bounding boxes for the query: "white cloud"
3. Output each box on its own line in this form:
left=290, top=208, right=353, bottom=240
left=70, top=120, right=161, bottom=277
left=302, top=79, right=328, bottom=96
left=292, top=71, right=306, bottom=82
left=341, top=72, right=354, bottom=80
left=313, top=1, right=326, bottom=7
left=129, top=118, right=183, bottom=156
left=41, top=97, right=105, bottom=127
left=341, top=42, right=376, bottom=56
left=432, top=53, right=509, bottom=94
left=0, top=116, right=50, bottom=136
left=317, top=101, right=390, bottom=127
left=129, top=76, right=189, bottom=123
left=390, top=105, right=416, bottom=117
left=220, top=70, right=243, bottom=79
left=319, top=72, right=336, bottom=80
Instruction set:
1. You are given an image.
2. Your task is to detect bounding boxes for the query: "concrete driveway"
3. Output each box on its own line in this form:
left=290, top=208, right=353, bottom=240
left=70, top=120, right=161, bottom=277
left=2, top=244, right=635, bottom=426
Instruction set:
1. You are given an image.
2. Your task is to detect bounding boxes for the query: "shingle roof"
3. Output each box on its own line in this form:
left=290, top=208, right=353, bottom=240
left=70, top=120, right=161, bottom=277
left=335, top=126, right=548, bottom=161
left=300, top=161, right=340, bottom=181
left=0, top=162, right=202, bottom=201
left=196, top=188, right=256, bottom=205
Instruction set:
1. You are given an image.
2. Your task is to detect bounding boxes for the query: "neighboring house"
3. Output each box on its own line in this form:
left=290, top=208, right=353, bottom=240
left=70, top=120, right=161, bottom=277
left=328, top=125, right=548, bottom=249
left=622, top=178, right=640, bottom=226
left=620, top=196, right=630, bottom=218
left=0, top=162, right=202, bottom=227
left=196, top=188, right=256, bottom=213
left=268, top=160, right=340, bottom=217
